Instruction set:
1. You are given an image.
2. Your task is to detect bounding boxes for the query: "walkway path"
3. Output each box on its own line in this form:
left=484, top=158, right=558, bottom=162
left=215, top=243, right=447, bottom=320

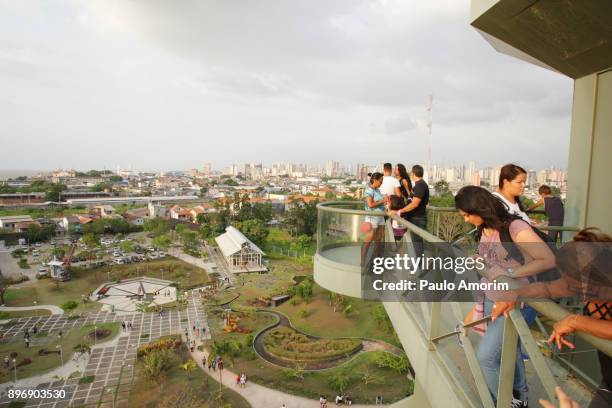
left=0, top=305, right=64, bottom=316
left=185, top=291, right=379, bottom=408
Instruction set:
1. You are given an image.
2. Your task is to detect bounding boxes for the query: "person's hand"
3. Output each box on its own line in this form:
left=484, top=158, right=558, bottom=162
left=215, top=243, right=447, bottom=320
left=539, top=386, right=580, bottom=408
left=547, top=315, right=577, bottom=351
left=491, top=301, right=515, bottom=321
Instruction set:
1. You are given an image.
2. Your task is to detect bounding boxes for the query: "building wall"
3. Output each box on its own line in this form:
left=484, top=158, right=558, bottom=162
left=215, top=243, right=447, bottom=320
left=566, top=69, right=612, bottom=235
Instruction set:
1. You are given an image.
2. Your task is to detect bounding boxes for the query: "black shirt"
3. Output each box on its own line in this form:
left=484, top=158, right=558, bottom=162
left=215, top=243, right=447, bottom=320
left=543, top=196, right=564, bottom=226
left=409, top=179, right=429, bottom=218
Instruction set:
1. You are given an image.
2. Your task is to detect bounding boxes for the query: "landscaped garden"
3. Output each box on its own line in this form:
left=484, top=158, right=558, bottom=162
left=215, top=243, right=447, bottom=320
left=200, top=257, right=412, bottom=404
left=129, top=335, right=250, bottom=408
left=3, top=258, right=208, bottom=313
left=0, top=322, right=120, bottom=383
left=262, top=327, right=362, bottom=362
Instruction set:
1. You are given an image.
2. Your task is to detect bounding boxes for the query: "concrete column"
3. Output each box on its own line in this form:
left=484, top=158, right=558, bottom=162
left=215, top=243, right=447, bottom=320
left=566, top=69, right=612, bottom=235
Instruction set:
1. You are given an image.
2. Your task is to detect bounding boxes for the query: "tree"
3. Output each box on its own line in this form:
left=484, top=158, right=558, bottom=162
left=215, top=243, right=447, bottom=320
left=282, top=363, right=306, bottom=380
left=199, top=223, right=214, bottom=241
left=0, top=276, right=11, bottom=305
left=434, top=180, right=450, bottom=196
left=252, top=202, right=273, bottom=223
left=235, top=219, right=268, bottom=248
left=175, top=224, right=187, bottom=236
left=83, top=233, right=100, bottom=250
left=152, top=234, right=172, bottom=252
left=142, top=349, right=172, bottom=386
left=180, top=359, right=197, bottom=380
left=108, top=175, right=123, bottom=182
left=359, top=367, right=384, bottom=390
left=144, top=218, right=170, bottom=237
left=45, top=183, right=65, bottom=202
left=120, top=240, right=134, bottom=253
left=327, top=368, right=353, bottom=393
left=284, top=198, right=318, bottom=237
left=90, top=182, right=113, bottom=192
left=199, top=186, right=209, bottom=197
left=27, top=224, right=55, bottom=243
left=181, top=230, right=199, bottom=255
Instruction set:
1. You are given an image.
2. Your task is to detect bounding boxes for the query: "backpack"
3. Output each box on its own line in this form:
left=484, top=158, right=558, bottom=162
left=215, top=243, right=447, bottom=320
left=499, top=215, right=561, bottom=283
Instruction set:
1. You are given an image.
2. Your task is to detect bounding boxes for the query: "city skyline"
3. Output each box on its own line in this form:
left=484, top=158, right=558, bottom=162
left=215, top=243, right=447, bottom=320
left=1, top=1, right=572, bottom=171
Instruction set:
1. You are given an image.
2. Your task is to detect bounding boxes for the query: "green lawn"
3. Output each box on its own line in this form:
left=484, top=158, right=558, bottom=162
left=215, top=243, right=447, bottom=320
left=0, top=309, right=52, bottom=320
left=218, top=349, right=412, bottom=404
left=4, top=258, right=208, bottom=313
left=275, top=283, right=401, bottom=348
left=129, top=341, right=250, bottom=408
left=228, top=259, right=401, bottom=347
left=0, top=322, right=120, bottom=383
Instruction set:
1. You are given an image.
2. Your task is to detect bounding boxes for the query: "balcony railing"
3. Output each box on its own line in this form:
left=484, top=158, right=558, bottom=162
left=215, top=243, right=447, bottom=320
left=315, top=201, right=611, bottom=408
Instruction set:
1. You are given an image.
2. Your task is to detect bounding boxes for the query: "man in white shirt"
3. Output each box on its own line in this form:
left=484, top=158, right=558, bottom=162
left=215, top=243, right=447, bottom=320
left=379, top=163, right=401, bottom=197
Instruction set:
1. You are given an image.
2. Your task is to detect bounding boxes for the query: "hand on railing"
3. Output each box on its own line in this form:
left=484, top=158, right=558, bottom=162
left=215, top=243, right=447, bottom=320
left=547, top=316, right=578, bottom=351
left=539, top=386, right=580, bottom=408
left=491, top=301, right=516, bottom=321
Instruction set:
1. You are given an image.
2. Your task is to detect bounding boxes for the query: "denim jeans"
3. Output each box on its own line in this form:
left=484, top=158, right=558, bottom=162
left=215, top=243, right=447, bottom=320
left=478, top=299, right=536, bottom=402
left=408, top=215, right=427, bottom=256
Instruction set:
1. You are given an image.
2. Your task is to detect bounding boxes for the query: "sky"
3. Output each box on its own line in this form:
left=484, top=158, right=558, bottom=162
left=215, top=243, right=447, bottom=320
left=0, top=0, right=573, bottom=172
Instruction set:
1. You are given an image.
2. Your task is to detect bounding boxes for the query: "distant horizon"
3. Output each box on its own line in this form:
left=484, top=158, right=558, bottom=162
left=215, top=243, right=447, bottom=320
left=0, top=158, right=569, bottom=178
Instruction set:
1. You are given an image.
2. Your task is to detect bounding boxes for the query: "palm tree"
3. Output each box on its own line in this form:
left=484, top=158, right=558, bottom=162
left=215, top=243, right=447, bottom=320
left=180, top=359, right=197, bottom=380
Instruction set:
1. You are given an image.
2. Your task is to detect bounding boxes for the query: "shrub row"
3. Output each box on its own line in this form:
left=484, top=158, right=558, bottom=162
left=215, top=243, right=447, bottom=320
left=263, top=327, right=361, bottom=361
left=137, top=336, right=182, bottom=357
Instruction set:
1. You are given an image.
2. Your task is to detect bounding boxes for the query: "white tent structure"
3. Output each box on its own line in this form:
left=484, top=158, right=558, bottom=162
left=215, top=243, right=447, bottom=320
left=215, top=226, right=266, bottom=273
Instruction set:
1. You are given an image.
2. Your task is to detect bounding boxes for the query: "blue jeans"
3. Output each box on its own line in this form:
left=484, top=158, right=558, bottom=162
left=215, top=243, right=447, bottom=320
left=408, top=215, right=427, bottom=256
left=478, top=299, right=536, bottom=402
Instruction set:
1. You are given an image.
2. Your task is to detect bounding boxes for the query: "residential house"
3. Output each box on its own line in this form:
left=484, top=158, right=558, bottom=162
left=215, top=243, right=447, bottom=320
left=0, top=215, right=34, bottom=231
left=170, top=205, right=191, bottom=221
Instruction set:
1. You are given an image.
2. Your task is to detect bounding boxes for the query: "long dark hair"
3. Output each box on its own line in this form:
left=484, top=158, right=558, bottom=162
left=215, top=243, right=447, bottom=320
left=498, top=163, right=527, bottom=212
left=396, top=164, right=413, bottom=197
left=455, top=186, right=514, bottom=235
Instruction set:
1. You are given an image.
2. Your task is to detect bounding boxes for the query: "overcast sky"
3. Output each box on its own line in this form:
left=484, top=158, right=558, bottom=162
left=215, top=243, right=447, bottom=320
left=0, top=0, right=573, bottom=172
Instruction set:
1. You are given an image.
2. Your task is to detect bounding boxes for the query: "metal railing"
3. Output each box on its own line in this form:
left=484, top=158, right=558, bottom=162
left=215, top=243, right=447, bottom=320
left=315, top=201, right=610, bottom=407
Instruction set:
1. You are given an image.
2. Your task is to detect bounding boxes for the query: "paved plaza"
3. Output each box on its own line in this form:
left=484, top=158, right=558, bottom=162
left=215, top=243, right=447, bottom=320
left=91, top=277, right=178, bottom=313
left=0, top=289, right=209, bottom=408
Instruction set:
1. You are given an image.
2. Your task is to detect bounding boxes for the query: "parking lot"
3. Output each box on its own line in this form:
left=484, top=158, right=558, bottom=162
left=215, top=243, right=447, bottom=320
left=0, top=233, right=165, bottom=281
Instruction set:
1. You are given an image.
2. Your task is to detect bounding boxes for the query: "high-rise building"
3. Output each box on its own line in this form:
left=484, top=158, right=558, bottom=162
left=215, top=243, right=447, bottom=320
left=202, top=163, right=212, bottom=175
left=325, top=160, right=340, bottom=177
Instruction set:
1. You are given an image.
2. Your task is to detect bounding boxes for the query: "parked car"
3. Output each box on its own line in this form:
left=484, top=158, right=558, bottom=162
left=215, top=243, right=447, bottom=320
left=158, top=252, right=166, bottom=258
left=36, top=268, right=49, bottom=278
left=114, top=259, right=124, bottom=265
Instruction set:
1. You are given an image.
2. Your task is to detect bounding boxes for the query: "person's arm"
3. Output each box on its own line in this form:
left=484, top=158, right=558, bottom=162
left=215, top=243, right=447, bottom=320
left=514, top=277, right=573, bottom=299
left=489, top=224, right=555, bottom=280
left=492, top=278, right=572, bottom=320
left=548, top=314, right=612, bottom=350
left=394, top=186, right=402, bottom=197
left=526, top=197, right=544, bottom=212
left=366, top=196, right=385, bottom=209
left=398, top=197, right=421, bottom=214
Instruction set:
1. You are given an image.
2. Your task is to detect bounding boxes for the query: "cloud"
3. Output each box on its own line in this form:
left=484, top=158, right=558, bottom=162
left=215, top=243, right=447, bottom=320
left=0, top=0, right=573, bottom=171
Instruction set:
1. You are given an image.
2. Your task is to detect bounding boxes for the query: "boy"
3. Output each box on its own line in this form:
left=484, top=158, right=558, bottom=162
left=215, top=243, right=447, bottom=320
left=527, top=185, right=564, bottom=242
